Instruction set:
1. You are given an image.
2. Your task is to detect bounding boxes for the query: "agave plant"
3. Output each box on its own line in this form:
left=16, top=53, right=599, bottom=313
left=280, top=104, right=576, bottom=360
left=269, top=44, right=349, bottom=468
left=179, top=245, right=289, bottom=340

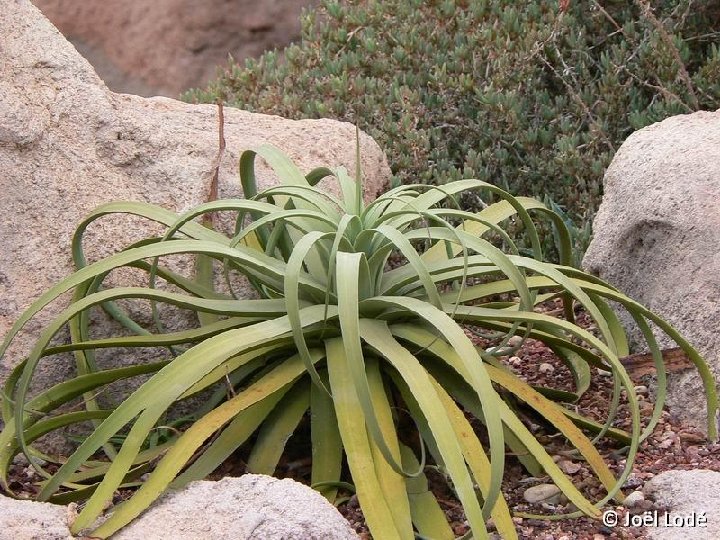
left=0, top=144, right=716, bottom=539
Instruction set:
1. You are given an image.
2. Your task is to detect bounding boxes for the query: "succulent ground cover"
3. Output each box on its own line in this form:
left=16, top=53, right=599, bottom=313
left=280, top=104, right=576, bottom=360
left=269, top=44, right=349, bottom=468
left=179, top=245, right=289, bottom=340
left=188, top=0, right=720, bottom=255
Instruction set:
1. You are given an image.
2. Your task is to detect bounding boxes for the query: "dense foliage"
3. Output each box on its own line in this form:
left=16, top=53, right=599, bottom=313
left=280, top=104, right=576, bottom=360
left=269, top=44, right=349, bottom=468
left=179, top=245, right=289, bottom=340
left=1, top=146, right=716, bottom=538
left=186, top=0, right=720, bottom=252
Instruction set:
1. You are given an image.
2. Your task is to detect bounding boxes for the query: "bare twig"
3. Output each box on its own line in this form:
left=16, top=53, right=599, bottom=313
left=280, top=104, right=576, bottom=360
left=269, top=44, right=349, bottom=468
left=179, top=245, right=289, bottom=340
left=634, top=0, right=699, bottom=109
left=205, top=102, right=226, bottom=227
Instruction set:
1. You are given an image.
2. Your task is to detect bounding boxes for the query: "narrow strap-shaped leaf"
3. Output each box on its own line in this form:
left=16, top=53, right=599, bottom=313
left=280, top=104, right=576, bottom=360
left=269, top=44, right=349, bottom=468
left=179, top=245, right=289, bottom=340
left=430, top=379, right=518, bottom=540
left=171, top=380, right=296, bottom=488
left=45, top=317, right=258, bottom=355
left=305, top=166, right=335, bottom=187
left=360, top=297, right=506, bottom=518
left=285, top=231, right=335, bottom=394
left=42, top=306, right=333, bottom=510
left=559, top=274, right=718, bottom=441
left=484, top=363, right=619, bottom=497
left=325, top=337, right=403, bottom=540
left=335, top=166, right=356, bottom=214
left=71, top=201, right=231, bottom=270
left=310, top=369, right=343, bottom=502
left=87, top=351, right=315, bottom=538
left=247, top=381, right=310, bottom=475
left=399, top=443, right=454, bottom=540
left=391, top=323, right=545, bottom=477
left=336, top=252, right=420, bottom=478
left=1, top=239, right=321, bottom=367
left=365, top=357, right=414, bottom=535
left=359, top=319, right=489, bottom=537
left=375, top=224, right=442, bottom=308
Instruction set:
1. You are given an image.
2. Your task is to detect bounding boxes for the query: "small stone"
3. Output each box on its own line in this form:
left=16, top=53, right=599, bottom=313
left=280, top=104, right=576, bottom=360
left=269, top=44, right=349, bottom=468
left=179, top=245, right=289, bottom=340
left=558, top=459, right=582, bottom=475
left=622, top=473, right=643, bottom=489
left=511, top=517, right=524, bottom=524
left=640, top=402, right=654, bottom=414
left=539, top=363, right=555, bottom=374
left=593, top=535, right=605, bottom=540
left=623, top=490, right=645, bottom=508
left=509, top=356, right=522, bottom=366
left=508, top=335, right=523, bottom=347
left=634, top=385, right=648, bottom=394
left=596, top=368, right=613, bottom=377
left=523, top=483, right=562, bottom=504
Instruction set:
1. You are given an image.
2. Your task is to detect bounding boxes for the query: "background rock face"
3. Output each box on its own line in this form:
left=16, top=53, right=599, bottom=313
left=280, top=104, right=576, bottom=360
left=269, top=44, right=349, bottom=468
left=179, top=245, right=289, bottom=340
left=31, top=0, right=318, bottom=97
left=0, top=0, right=389, bottom=453
left=583, top=110, right=720, bottom=434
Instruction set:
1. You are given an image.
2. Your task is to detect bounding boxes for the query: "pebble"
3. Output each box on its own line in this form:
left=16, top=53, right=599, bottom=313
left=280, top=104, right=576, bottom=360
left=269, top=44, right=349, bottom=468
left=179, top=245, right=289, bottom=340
left=634, top=385, right=648, bottom=394
left=523, top=483, right=562, bottom=504
left=557, top=459, right=582, bottom=475
left=12, top=454, right=47, bottom=467
left=593, top=535, right=606, bottom=540
left=509, top=356, right=522, bottom=366
left=622, top=472, right=643, bottom=489
left=657, top=431, right=677, bottom=448
left=623, top=490, right=645, bottom=507
left=508, top=335, right=523, bottom=347
left=539, top=363, right=555, bottom=374
left=596, top=368, right=613, bottom=377
left=640, top=402, right=654, bottom=414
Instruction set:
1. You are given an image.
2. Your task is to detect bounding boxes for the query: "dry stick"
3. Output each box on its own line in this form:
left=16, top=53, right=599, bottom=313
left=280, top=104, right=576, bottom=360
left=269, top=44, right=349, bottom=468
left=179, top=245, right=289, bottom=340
left=526, top=8, right=615, bottom=152
left=593, top=0, right=694, bottom=113
left=620, top=347, right=694, bottom=379
left=204, top=102, right=226, bottom=227
left=633, top=0, right=699, bottom=109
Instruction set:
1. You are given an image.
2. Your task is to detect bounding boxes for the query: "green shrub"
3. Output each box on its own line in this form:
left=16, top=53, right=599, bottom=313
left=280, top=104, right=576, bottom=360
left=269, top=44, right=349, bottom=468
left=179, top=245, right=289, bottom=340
left=186, top=0, right=720, bottom=253
left=1, top=146, right=716, bottom=539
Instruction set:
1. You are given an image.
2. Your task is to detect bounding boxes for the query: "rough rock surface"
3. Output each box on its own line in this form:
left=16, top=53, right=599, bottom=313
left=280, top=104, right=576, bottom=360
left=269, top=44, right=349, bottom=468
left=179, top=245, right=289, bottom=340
left=643, top=469, right=720, bottom=540
left=0, top=0, right=389, bottom=452
left=0, top=495, right=73, bottom=540
left=583, top=110, right=720, bottom=433
left=0, top=475, right=358, bottom=539
left=32, top=0, right=318, bottom=97
left=108, top=475, right=358, bottom=539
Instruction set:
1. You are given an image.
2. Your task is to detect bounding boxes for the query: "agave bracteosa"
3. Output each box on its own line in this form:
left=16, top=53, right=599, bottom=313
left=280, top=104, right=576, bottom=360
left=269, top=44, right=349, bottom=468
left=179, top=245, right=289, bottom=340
left=0, top=143, right=716, bottom=539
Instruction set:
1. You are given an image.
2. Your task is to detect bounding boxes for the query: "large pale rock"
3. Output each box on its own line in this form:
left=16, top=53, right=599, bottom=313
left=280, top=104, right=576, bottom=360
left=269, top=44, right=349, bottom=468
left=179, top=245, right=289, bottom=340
left=32, top=0, right=318, bottom=97
left=0, top=0, right=389, bottom=450
left=643, top=470, right=720, bottom=540
left=108, top=475, right=358, bottom=539
left=0, top=475, right=359, bottom=539
left=0, top=495, right=73, bottom=540
left=583, top=110, right=720, bottom=434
